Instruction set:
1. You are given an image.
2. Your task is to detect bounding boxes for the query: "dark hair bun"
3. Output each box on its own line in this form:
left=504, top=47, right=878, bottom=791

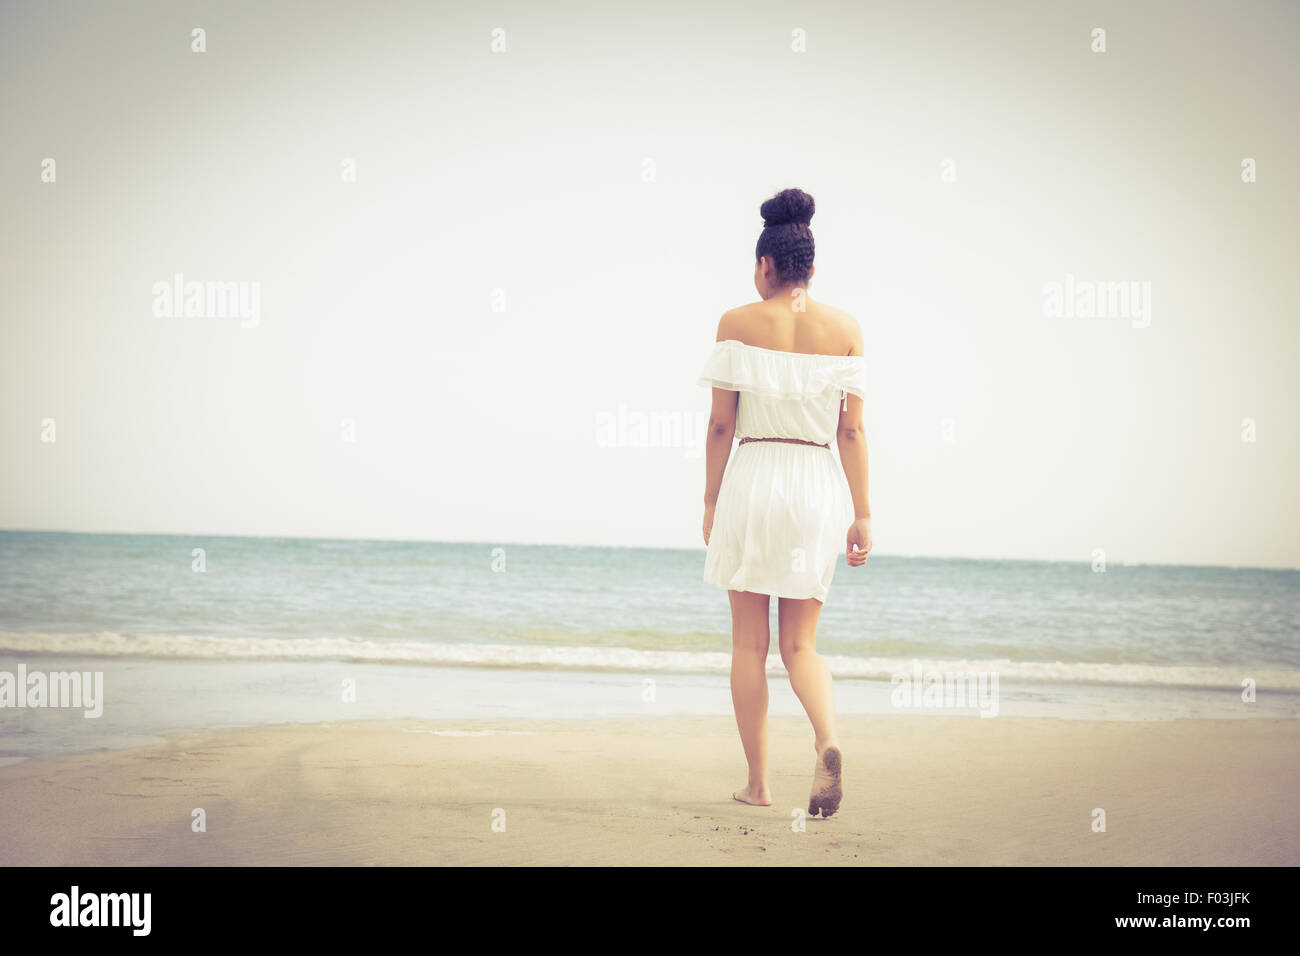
left=760, top=188, right=815, bottom=228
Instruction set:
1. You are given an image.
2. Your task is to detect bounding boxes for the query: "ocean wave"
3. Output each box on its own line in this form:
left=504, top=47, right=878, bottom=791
left=0, top=631, right=1297, bottom=692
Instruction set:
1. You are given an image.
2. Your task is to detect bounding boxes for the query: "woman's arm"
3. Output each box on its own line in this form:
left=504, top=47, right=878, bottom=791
left=837, top=393, right=870, bottom=519
left=837, top=332, right=871, bottom=566
left=702, top=386, right=738, bottom=544
left=702, top=314, right=741, bottom=544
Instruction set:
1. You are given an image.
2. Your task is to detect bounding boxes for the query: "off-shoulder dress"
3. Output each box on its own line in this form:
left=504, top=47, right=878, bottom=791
left=698, top=339, right=867, bottom=603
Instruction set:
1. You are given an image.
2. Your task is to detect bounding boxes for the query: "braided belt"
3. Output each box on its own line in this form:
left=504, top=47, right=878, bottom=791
left=738, top=436, right=830, bottom=449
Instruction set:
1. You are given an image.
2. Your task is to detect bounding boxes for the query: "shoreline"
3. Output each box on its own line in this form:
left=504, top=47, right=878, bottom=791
left=2, top=713, right=1297, bottom=866
left=3, top=656, right=1296, bottom=767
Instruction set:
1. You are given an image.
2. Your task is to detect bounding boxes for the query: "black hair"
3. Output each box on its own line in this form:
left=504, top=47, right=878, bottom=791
left=755, top=187, right=815, bottom=287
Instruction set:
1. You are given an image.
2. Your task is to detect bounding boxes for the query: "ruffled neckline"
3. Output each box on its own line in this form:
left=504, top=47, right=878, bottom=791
left=698, top=338, right=866, bottom=402
left=715, top=339, right=861, bottom=361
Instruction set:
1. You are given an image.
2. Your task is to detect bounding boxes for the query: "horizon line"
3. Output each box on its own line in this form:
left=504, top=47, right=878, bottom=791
left=1, top=526, right=1296, bottom=574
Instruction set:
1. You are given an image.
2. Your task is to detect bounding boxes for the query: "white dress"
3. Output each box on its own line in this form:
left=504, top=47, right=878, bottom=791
left=698, top=339, right=867, bottom=603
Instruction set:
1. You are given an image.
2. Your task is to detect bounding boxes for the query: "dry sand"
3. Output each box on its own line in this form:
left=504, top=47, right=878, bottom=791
left=2, top=714, right=1297, bottom=865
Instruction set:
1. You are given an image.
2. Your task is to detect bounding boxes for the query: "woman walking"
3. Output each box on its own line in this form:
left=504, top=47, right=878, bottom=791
left=698, top=187, right=871, bottom=818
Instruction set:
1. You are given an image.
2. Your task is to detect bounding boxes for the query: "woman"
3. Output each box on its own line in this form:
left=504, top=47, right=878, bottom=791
left=698, top=187, right=871, bottom=818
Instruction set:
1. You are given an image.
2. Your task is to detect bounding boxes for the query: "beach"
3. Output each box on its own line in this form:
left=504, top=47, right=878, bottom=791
left=2, top=536, right=1298, bottom=866
left=2, top=713, right=1297, bottom=866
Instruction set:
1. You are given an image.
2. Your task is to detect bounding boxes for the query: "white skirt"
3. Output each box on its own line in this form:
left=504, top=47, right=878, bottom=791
left=704, top=441, right=853, bottom=603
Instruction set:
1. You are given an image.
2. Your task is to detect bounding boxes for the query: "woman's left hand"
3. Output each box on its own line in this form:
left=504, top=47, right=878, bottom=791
left=702, top=503, right=716, bottom=545
left=846, top=517, right=872, bottom=566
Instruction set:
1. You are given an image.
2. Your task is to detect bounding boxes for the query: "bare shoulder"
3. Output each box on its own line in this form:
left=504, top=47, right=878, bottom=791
left=821, top=303, right=864, bottom=355
left=714, top=302, right=765, bottom=342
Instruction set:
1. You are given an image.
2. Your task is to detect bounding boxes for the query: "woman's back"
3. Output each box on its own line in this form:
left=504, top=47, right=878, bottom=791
left=717, top=298, right=861, bottom=358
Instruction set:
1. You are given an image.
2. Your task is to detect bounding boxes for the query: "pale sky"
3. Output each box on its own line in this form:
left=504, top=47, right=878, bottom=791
left=2, top=0, right=1297, bottom=568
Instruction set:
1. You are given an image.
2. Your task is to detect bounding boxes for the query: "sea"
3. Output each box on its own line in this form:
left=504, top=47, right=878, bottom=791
left=1, top=530, right=1297, bottom=762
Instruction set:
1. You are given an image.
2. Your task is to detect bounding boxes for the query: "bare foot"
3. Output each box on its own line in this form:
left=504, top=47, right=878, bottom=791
left=808, top=745, right=843, bottom=818
left=732, top=784, right=773, bottom=806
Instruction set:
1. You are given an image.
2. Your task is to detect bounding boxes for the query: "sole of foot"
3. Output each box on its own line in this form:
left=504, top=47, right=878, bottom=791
left=808, top=745, right=842, bottom=818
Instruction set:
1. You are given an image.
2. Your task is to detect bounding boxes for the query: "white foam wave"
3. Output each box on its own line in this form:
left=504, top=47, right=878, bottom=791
left=0, top=631, right=1296, bottom=691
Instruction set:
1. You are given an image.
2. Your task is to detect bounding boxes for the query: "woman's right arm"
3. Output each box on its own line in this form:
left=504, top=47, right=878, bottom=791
left=703, top=313, right=740, bottom=544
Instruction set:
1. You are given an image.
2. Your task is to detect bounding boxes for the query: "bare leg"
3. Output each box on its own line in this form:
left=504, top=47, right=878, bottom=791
left=778, top=596, right=843, bottom=816
left=728, top=589, right=772, bottom=806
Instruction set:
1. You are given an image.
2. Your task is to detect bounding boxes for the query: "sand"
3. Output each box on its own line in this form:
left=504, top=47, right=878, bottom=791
left=1, top=714, right=1297, bottom=866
